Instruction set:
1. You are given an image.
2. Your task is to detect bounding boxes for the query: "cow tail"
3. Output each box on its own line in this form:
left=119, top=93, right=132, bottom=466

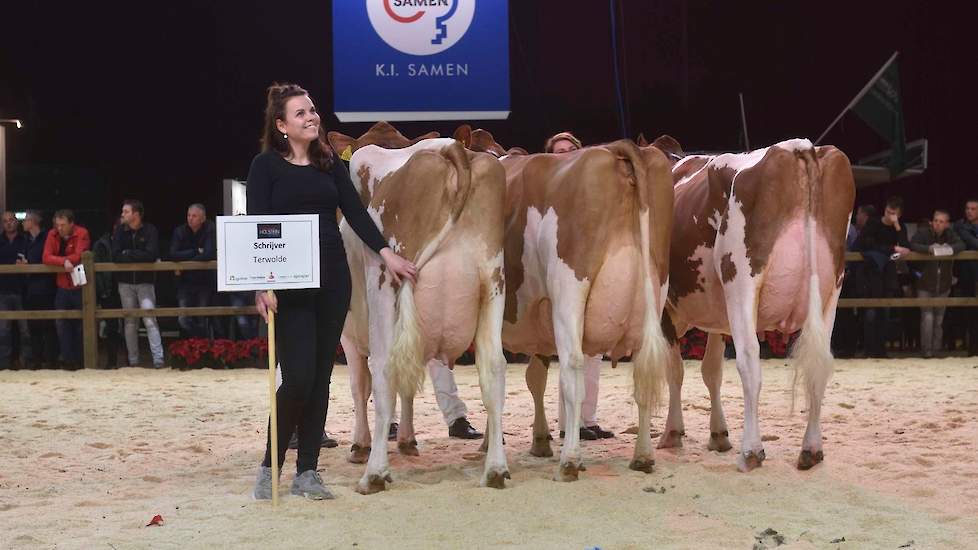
left=790, top=146, right=834, bottom=414
left=614, top=141, right=671, bottom=412
left=389, top=141, right=473, bottom=397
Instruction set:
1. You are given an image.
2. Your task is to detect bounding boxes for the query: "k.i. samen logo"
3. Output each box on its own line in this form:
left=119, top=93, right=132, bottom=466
left=367, top=0, right=475, bottom=56
left=257, top=223, right=282, bottom=239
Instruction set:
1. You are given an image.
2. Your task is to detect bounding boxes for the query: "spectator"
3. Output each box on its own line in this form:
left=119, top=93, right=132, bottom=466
left=42, top=209, right=90, bottom=369
left=22, top=211, right=58, bottom=368
left=544, top=131, right=583, bottom=154
left=911, top=209, right=964, bottom=357
left=93, top=218, right=123, bottom=368
left=170, top=203, right=217, bottom=338
left=853, top=196, right=910, bottom=358
left=953, top=198, right=978, bottom=355
left=834, top=205, right=877, bottom=358
left=111, top=199, right=164, bottom=368
left=0, top=211, right=32, bottom=369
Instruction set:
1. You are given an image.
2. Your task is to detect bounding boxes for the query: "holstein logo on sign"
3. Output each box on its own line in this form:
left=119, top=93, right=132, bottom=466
left=367, top=0, right=475, bottom=56
left=333, top=0, right=509, bottom=122
left=257, top=223, right=282, bottom=239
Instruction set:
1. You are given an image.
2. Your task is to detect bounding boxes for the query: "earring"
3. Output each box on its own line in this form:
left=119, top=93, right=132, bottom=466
left=282, top=133, right=288, bottom=139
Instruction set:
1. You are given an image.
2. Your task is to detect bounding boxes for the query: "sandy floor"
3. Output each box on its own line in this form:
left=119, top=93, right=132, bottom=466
left=1, top=357, right=977, bottom=549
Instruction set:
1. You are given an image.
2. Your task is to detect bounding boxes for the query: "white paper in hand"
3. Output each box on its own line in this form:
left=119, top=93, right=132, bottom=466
left=70, top=265, right=87, bottom=286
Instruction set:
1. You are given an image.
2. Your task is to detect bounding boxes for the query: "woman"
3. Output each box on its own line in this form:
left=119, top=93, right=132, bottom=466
left=249, top=83, right=416, bottom=500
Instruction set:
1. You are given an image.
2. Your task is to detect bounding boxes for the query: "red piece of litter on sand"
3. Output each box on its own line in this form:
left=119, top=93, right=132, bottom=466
left=146, top=514, right=164, bottom=527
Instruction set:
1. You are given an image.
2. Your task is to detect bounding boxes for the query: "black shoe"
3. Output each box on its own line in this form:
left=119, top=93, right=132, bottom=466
left=559, top=427, right=598, bottom=440
left=448, top=417, right=483, bottom=439
left=288, top=431, right=339, bottom=450
left=388, top=422, right=398, bottom=441
left=587, top=425, right=615, bottom=439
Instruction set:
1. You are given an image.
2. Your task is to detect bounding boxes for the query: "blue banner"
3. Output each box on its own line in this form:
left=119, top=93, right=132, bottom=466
left=333, top=0, right=510, bottom=122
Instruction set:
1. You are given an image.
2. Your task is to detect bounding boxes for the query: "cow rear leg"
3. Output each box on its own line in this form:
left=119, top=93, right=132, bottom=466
left=526, top=354, right=553, bottom=457
left=798, top=284, right=840, bottom=470
left=396, top=389, right=419, bottom=456
left=728, top=309, right=765, bottom=472
left=702, top=332, right=732, bottom=453
left=344, top=335, right=373, bottom=464
left=475, top=286, right=510, bottom=488
left=357, top=355, right=394, bottom=495
left=657, top=343, right=685, bottom=449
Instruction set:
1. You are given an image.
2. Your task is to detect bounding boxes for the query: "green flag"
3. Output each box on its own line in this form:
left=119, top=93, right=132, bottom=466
left=851, top=55, right=906, bottom=175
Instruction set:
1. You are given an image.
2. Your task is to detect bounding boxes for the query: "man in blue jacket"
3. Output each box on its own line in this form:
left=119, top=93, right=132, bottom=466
left=170, top=203, right=217, bottom=338
left=0, top=211, right=32, bottom=369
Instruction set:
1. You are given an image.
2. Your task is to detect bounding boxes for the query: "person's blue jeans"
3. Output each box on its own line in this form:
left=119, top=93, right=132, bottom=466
left=55, top=288, right=82, bottom=364
left=0, top=292, right=32, bottom=368
left=177, top=284, right=215, bottom=338
left=228, top=291, right=257, bottom=340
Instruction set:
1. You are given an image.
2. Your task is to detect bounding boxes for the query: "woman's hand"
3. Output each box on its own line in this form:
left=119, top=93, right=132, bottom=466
left=380, top=248, right=417, bottom=286
left=256, top=290, right=278, bottom=323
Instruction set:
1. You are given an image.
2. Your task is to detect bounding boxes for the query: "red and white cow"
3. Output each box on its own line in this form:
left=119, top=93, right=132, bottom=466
left=328, top=124, right=509, bottom=493
left=648, top=136, right=855, bottom=471
left=456, top=126, right=675, bottom=480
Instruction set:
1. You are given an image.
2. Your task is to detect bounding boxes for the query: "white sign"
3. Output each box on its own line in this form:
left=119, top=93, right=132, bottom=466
left=216, top=214, right=320, bottom=292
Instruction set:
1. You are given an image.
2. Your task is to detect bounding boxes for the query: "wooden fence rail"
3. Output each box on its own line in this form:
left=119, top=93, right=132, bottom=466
left=1, top=250, right=977, bottom=368
left=0, top=251, right=257, bottom=369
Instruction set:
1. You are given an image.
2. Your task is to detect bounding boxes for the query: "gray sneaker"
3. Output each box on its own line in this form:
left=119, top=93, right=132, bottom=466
left=251, top=465, right=278, bottom=500
left=290, top=470, right=335, bottom=500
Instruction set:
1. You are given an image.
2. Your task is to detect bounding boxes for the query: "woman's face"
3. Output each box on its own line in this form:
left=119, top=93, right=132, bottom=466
left=551, top=138, right=578, bottom=154
left=276, top=95, right=321, bottom=144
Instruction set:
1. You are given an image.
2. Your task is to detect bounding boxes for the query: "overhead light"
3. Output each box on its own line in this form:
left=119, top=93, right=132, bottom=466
left=0, top=119, right=24, bottom=129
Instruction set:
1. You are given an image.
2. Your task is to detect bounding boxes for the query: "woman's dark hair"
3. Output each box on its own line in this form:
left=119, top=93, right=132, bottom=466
left=261, top=83, right=334, bottom=171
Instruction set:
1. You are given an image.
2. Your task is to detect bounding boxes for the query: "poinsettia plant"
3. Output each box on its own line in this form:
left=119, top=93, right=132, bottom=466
left=168, top=338, right=268, bottom=369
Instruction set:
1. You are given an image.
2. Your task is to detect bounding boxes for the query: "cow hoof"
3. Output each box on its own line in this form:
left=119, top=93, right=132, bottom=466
left=356, top=473, right=392, bottom=495
left=347, top=444, right=371, bottom=464
left=628, top=458, right=656, bottom=473
left=530, top=437, right=554, bottom=458
left=657, top=429, right=685, bottom=449
left=797, top=449, right=824, bottom=470
left=708, top=431, right=732, bottom=453
left=737, top=449, right=766, bottom=472
left=483, top=469, right=511, bottom=489
left=397, top=439, right=419, bottom=456
left=555, top=462, right=585, bottom=482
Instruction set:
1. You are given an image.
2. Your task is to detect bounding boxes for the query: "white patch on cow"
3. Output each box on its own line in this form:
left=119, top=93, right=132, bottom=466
left=712, top=148, right=769, bottom=172
left=689, top=243, right=712, bottom=293
left=706, top=209, right=723, bottom=231
left=351, top=137, right=457, bottom=198
left=710, top=138, right=813, bottom=175
left=716, top=195, right=753, bottom=290
left=774, top=138, right=814, bottom=153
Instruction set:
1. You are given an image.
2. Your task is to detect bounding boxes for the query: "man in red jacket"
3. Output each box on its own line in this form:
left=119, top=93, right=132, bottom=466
left=42, top=209, right=90, bottom=368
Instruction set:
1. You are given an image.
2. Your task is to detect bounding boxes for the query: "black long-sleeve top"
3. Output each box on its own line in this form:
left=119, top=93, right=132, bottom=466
left=854, top=217, right=910, bottom=255
left=245, top=150, right=388, bottom=254
left=170, top=220, right=217, bottom=287
left=111, top=222, right=160, bottom=284
left=0, top=232, right=27, bottom=294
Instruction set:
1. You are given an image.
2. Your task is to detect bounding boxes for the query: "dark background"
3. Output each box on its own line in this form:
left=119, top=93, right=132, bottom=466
left=1, top=0, right=972, bottom=240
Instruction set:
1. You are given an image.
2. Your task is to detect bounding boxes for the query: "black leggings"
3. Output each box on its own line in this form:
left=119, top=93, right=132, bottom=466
left=262, top=250, right=351, bottom=473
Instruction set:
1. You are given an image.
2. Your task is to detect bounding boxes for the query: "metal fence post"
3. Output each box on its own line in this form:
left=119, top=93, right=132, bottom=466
left=82, top=251, right=98, bottom=369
